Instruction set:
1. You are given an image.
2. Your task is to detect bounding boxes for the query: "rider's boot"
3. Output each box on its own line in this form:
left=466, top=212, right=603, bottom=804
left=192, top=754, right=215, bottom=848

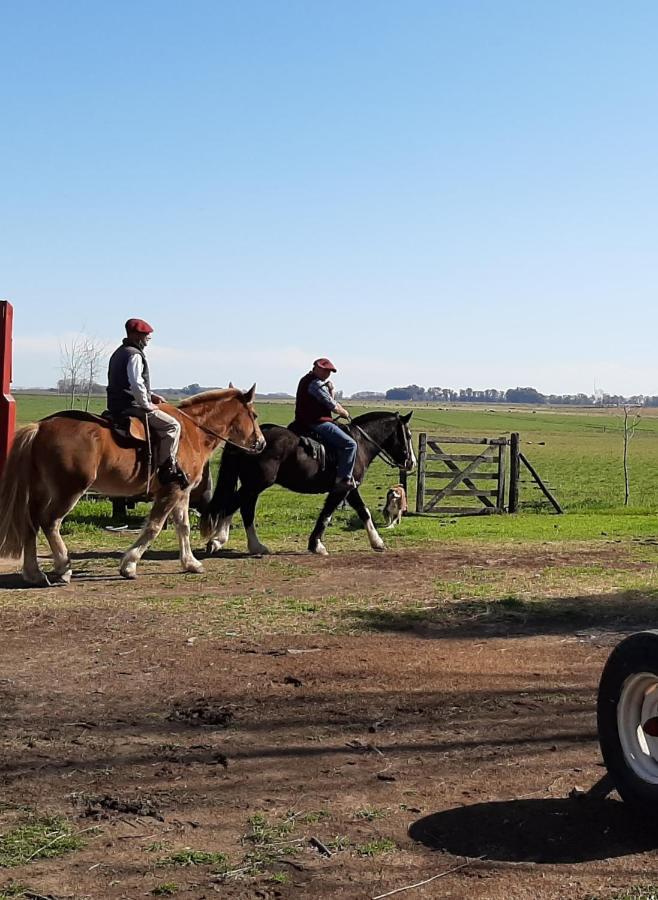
left=158, top=459, right=190, bottom=489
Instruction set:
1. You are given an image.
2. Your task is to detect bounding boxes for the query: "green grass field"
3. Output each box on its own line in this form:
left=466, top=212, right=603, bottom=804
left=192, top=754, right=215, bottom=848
left=10, top=393, right=658, bottom=551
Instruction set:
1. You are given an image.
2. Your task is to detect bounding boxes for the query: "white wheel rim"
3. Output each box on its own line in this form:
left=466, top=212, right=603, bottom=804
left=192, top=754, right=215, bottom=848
left=617, top=672, right=658, bottom=783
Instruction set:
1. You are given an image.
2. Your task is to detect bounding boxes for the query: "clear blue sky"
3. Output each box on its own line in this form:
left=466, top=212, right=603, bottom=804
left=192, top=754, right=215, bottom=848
left=2, top=1, right=657, bottom=395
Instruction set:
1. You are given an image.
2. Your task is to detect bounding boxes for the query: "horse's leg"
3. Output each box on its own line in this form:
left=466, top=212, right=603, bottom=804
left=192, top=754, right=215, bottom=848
left=205, top=488, right=243, bottom=554
left=42, top=490, right=86, bottom=584
left=308, top=491, right=345, bottom=556
left=170, top=498, right=204, bottom=574
left=206, top=512, right=234, bottom=554
left=43, top=519, right=73, bottom=583
left=21, top=525, right=50, bottom=587
left=346, top=489, right=386, bottom=552
left=241, top=491, right=270, bottom=555
left=119, top=489, right=180, bottom=579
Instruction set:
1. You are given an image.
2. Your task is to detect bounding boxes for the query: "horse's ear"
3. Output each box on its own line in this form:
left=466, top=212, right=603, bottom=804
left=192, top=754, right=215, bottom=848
left=228, top=381, right=235, bottom=389
left=401, top=411, right=413, bottom=423
left=242, top=383, right=256, bottom=403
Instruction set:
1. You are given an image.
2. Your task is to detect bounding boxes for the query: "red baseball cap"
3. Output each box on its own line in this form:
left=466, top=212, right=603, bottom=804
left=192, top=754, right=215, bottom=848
left=125, top=318, right=154, bottom=334
left=313, top=357, right=337, bottom=372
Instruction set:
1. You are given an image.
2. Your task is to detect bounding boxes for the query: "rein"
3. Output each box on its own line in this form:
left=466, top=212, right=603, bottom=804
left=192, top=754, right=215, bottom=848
left=175, top=406, right=255, bottom=452
left=347, top=420, right=407, bottom=469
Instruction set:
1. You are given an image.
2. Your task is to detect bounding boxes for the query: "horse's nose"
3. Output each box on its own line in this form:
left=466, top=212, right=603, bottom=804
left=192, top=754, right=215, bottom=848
left=255, top=436, right=267, bottom=453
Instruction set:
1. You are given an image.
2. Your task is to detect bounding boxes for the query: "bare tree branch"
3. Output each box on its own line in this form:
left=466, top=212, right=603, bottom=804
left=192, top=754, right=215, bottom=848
left=59, top=333, right=107, bottom=409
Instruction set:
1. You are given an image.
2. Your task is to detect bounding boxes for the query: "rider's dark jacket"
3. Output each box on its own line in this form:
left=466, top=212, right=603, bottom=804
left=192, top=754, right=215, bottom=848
left=106, top=340, right=151, bottom=414
left=295, top=373, right=335, bottom=427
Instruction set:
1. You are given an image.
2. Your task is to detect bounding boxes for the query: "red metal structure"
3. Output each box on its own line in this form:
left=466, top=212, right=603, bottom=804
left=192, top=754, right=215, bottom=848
left=0, top=300, right=16, bottom=476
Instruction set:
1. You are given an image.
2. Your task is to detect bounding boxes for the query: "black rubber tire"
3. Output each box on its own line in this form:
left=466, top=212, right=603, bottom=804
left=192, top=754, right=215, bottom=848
left=597, top=630, right=658, bottom=812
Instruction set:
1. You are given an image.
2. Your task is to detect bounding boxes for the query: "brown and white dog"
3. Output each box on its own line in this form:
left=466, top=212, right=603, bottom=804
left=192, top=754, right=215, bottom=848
left=383, top=484, right=407, bottom=528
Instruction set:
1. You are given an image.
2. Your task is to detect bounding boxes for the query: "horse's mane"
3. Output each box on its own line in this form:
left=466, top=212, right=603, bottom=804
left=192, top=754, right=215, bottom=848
left=351, top=410, right=399, bottom=425
left=178, top=388, right=241, bottom=408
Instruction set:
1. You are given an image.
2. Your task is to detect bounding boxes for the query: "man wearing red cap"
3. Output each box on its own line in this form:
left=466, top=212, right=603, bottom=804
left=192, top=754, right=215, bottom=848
left=294, top=358, right=358, bottom=490
left=106, top=319, right=188, bottom=487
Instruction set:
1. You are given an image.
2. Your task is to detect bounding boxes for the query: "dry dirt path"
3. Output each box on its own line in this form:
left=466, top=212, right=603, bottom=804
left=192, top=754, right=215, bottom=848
left=0, top=545, right=656, bottom=898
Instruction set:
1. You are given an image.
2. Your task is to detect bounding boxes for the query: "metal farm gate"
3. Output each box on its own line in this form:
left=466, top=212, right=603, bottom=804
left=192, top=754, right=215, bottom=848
left=415, top=434, right=507, bottom=515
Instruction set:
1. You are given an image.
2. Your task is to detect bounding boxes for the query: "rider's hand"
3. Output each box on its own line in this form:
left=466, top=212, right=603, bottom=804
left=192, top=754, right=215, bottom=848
left=335, top=404, right=350, bottom=419
left=151, top=393, right=165, bottom=404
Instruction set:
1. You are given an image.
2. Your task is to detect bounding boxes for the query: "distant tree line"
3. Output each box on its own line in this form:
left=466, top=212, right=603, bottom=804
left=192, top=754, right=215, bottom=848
left=374, top=384, right=655, bottom=407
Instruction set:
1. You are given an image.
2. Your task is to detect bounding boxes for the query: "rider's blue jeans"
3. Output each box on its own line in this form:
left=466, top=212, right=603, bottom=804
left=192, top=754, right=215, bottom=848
left=311, top=421, right=357, bottom=479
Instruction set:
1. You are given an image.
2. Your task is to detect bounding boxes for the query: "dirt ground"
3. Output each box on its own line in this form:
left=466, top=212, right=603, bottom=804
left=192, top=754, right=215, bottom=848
left=1, top=544, right=658, bottom=899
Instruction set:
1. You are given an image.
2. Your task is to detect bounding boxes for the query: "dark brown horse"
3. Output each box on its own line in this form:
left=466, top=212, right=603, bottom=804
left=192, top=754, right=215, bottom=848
left=0, top=387, right=265, bottom=585
left=200, top=411, right=415, bottom=555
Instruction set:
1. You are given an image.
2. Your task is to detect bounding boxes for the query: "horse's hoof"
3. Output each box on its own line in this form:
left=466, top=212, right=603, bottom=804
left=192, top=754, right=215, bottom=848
left=185, top=563, right=205, bottom=575
left=310, top=543, right=329, bottom=556
left=373, top=545, right=386, bottom=552
left=206, top=540, right=222, bottom=555
left=120, top=567, right=137, bottom=580
left=249, top=545, right=271, bottom=556
left=54, top=569, right=73, bottom=584
left=23, top=572, right=51, bottom=587
left=51, top=574, right=72, bottom=586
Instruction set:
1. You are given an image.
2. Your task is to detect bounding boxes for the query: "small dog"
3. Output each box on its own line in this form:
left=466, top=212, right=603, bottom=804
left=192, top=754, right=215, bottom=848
left=383, top=484, right=407, bottom=528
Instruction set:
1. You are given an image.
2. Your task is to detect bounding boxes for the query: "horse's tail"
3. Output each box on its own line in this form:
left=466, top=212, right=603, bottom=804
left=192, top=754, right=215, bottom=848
left=0, top=423, right=39, bottom=558
left=199, top=446, right=241, bottom=539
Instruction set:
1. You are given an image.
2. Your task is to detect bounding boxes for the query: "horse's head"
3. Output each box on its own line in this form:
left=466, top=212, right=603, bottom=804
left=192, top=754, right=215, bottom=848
left=224, top=384, right=266, bottom=454
left=388, top=411, right=416, bottom=472
left=351, top=411, right=416, bottom=472
left=179, top=385, right=266, bottom=454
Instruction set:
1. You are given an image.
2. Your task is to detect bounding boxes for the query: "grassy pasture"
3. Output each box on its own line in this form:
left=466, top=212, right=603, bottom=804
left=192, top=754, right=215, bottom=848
left=11, top=394, right=658, bottom=552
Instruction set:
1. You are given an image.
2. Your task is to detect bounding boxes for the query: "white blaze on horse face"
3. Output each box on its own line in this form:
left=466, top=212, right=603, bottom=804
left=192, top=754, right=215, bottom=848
left=405, top=425, right=417, bottom=471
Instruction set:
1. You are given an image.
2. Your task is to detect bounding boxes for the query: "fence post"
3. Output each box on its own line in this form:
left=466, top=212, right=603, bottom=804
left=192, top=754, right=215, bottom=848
left=508, top=432, right=520, bottom=513
left=416, top=432, right=427, bottom=513
left=0, top=301, right=16, bottom=477
left=497, top=439, right=507, bottom=511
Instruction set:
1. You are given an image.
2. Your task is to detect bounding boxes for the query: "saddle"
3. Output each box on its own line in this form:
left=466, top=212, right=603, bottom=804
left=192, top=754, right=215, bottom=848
left=287, top=420, right=329, bottom=471
left=45, top=409, right=150, bottom=449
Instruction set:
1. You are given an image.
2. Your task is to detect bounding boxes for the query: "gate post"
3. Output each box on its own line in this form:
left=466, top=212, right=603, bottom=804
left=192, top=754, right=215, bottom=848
left=496, top=439, right=508, bottom=511
left=0, top=301, right=16, bottom=477
left=508, top=432, right=520, bottom=513
left=415, top=432, right=427, bottom=513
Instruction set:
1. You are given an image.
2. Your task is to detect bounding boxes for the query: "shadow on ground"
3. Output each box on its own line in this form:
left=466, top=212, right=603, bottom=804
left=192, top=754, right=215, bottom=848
left=409, top=797, right=658, bottom=864
left=346, top=590, right=658, bottom=641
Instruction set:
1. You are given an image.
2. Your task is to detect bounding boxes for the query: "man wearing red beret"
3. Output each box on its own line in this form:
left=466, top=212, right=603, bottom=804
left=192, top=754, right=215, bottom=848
left=294, top=358, right=358, bottom=490
left=106, top=319, right=188, bottom=487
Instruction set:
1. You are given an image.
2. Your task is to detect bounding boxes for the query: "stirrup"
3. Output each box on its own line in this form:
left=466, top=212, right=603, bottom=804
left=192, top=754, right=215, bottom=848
left=158, top=461, right=190, bottom=489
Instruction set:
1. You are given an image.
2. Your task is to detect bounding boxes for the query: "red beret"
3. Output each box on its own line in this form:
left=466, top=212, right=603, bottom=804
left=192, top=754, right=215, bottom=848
left=125, top=318, right=154, bottom=334
left=313, top=357, right=337, bottom=372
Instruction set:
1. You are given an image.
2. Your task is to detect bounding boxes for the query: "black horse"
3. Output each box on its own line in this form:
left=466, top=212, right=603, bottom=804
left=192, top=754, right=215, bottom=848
left=200, top=411, right=415, bottom=555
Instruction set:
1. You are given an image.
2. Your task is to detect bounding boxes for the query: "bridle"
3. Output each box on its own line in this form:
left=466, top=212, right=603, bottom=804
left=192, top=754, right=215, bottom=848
left=347, top=416, right=413, bottom=470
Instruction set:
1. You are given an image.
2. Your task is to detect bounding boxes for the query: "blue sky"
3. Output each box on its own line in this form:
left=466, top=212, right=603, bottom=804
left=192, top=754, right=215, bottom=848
left=2, top=1, right=658, bottom=395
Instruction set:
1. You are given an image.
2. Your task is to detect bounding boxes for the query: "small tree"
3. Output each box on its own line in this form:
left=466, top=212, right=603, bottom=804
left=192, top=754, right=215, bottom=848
left=622, top=405, right=641, bottom=506
left=60, top=333, right=107, bottom=409
left=82, top=336, right=107, bottom=410
left=59, top=335, right=87, bottom=409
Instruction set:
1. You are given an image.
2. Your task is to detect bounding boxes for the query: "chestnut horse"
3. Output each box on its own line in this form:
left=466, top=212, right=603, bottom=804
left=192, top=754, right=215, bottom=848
left=0, top=387, right=265, bottom=586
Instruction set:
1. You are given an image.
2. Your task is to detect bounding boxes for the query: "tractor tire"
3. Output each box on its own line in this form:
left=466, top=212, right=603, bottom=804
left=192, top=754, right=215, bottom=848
left=597, top=630, right=658, bottom=813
